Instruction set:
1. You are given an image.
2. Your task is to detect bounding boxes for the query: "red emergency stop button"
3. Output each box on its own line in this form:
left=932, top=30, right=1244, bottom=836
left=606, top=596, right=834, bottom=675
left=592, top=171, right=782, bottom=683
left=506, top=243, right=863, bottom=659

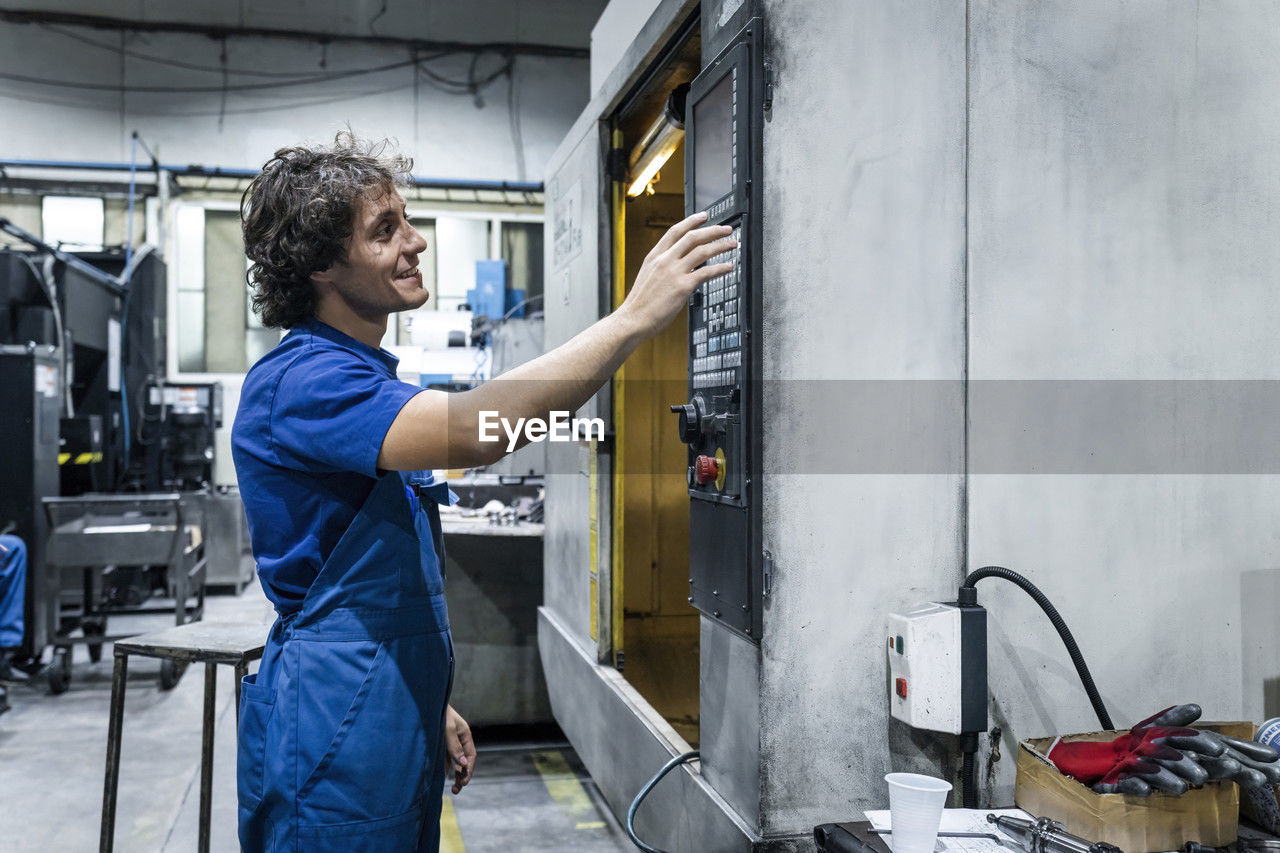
left=895, top=678, right=908, bottom=698
left=694, top=454, right=720, bottom=485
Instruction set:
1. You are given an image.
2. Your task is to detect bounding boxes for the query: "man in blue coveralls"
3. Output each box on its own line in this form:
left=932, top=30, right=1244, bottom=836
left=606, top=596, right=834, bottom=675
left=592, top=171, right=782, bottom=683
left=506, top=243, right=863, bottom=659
left=231, top=132, right=735, bottom=852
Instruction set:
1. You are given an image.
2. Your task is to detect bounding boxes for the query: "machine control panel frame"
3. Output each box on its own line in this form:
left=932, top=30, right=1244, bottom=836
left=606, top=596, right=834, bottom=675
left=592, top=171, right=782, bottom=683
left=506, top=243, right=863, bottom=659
left=676, top=18, right=765, bottom=641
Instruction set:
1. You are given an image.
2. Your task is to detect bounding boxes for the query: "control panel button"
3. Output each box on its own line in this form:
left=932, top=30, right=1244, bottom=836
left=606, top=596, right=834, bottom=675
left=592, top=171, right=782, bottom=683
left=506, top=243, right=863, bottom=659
left=895, top=678, right=908, bottom=698
left=694, top=454, right=720, bottom=485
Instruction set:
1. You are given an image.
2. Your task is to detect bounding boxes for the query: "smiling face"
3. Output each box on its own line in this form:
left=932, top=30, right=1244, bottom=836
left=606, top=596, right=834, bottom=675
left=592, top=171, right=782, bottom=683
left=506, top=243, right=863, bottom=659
left=312, top=184, right=430, bottom=323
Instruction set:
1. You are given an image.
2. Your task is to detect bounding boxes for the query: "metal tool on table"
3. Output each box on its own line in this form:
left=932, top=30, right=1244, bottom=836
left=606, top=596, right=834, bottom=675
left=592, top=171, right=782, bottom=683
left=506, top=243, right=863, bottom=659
left=1237, top=841, right=1280, bottom=853
left=866, top=828, right=1003, bottom=841
left=987, top=813, right=1123, bottom=853
left=1178, top=841, right=1280, bottom=853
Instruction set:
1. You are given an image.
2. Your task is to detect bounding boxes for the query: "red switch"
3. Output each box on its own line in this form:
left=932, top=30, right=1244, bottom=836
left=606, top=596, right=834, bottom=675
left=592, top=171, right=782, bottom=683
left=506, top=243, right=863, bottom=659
left=694, top=454, right=720, bottom=485
left=895, top=678, right=908, bottom=698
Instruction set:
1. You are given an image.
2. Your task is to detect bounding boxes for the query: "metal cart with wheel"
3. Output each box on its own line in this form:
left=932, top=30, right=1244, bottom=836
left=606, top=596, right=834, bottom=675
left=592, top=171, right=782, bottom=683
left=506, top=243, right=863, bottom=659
left=41, top=493, right=206, bottom=694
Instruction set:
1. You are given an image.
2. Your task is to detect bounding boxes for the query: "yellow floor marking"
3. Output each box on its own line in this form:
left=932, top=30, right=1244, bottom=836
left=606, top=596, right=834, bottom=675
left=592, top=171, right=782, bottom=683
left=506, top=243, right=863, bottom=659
left=440, top=795, right=466, bottom=853
left=531, top=750, right=600, bottom=828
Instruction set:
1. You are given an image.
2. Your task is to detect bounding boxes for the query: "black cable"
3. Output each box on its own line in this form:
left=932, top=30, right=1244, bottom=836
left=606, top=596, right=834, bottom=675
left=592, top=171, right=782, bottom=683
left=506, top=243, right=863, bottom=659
left=43, top=22, right=462, bottom=90
left=0, top=79, right=418, bottom=117
left=0, top=8, right=589, bottom=59
left=42, top=23, right=335, bottom=77
left=507, top=55, right=526, bottom=181
left=0, top=56, right=419, bottom=93
left=417, top=52, right=511, bottom=96
left=961, top=566, right=1113, bottom=731
left=135, top=82, right=418, bottom=117
left=626, top=751, right=699, bottom=853
left=960, top=731, right=978, bottom=809
left=217, top=37, right=229, bottom=131
left=19, top=45, right=510, bottom=106
left=367, top=0, right=388, bottom=34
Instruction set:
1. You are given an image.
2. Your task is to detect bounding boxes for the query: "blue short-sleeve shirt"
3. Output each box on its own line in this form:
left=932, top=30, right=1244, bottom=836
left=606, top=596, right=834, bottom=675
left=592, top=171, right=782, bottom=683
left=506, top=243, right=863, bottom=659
left=231, top=319, right=423, bottom=612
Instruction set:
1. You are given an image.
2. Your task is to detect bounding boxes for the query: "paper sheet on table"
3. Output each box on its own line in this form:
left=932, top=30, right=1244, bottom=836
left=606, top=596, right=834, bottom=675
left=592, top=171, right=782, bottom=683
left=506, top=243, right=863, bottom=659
left=863, top=808, right=1031, bottom=853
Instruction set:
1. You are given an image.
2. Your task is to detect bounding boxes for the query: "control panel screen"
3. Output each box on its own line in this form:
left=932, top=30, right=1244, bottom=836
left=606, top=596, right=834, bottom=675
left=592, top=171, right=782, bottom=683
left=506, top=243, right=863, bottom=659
left=693, top=73, right=733, bottom=211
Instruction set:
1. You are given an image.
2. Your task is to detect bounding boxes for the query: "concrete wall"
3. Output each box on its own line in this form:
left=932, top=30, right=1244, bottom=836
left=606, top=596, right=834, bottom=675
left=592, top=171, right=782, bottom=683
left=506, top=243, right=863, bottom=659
left=758, top=0, right=967, bottom=836
left=756, top=0, right=1280, bottom=835
left=0, top=5, right=597, bottom=181
left=967, top=0, right=1280, bottom=804
left=590, top=0, right=664, bottom=98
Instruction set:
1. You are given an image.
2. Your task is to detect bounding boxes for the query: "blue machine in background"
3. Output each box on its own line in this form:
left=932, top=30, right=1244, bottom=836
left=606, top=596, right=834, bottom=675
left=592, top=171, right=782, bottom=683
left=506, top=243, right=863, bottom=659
left=421, top=260, right=532, bottom=392
left=469, top=259, right=507, bottom=320
left=468, top=260, right=526, bottom=321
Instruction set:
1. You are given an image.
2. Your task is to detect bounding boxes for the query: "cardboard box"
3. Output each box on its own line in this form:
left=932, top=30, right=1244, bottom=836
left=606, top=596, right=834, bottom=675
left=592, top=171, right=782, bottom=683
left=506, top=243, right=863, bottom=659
left=1015, top=723, right=1251, bottom=853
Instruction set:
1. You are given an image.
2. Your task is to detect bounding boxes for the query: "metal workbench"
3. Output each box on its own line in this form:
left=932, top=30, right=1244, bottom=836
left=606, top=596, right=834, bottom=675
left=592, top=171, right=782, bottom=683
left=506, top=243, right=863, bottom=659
left=42, top=492, right=206, bottom=693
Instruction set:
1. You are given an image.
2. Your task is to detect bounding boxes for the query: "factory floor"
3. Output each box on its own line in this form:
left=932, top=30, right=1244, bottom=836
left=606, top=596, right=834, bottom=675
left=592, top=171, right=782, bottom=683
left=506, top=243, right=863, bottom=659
left=0, top=571, right=632, bottom=852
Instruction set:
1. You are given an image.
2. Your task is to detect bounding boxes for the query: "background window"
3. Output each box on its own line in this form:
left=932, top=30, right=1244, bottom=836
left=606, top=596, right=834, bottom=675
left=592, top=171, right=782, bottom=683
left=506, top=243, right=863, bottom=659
left=41, top=196, right=104, bottom=251
left=434, top=217, right=492, bottom=313
left=501, top=220, right=544, bottom=309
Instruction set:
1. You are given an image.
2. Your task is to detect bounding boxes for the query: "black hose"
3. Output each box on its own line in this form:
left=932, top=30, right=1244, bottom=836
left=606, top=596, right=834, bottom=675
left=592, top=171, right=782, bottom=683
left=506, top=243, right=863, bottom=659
left=961, top=566, right=1113, bottom=731
left=626, top=751, right=700, bottom=853
left=960, top=731, right=978, bottom=808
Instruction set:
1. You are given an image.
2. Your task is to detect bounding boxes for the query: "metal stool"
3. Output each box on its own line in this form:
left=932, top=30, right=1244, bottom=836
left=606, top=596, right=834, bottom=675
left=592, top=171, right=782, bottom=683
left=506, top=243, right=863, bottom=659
left=100, top=621, right=267, bottom=853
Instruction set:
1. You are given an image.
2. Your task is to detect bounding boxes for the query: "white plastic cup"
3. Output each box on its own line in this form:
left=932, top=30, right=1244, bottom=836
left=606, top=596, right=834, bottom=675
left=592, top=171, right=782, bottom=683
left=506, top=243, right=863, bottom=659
left=884, top=772, right=952, bottom=853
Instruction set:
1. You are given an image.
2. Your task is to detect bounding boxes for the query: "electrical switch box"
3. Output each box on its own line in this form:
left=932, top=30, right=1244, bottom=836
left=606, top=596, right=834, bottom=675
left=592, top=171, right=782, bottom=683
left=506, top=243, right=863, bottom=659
left=886, top=602, right=987, bottom=735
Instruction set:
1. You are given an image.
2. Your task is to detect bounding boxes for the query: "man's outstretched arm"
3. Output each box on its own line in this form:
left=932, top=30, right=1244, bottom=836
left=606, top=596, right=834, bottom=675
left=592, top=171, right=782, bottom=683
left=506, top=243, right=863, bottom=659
left=377, top=212, right=735, bottom=471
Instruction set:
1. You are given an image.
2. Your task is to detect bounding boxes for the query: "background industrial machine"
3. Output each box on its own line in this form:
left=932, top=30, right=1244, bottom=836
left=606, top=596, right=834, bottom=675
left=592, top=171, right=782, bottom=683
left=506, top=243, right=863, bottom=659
left=432, top=260, right=551, bottom=727
left=0, top=219, right=218, bottom=691
left=140, top=382, right=221, bottom=492
left=0, top=342, right=62, bottom=667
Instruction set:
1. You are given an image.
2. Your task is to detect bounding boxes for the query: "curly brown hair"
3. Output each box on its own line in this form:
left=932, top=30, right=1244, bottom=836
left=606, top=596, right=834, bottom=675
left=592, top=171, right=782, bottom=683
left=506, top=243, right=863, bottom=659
left=241, top=131, right=414, bottom=329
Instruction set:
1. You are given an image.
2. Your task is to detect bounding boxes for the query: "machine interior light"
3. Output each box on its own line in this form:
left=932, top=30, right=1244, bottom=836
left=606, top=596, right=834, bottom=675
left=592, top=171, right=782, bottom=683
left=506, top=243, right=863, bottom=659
left=627, top=120, right=683, bottom=197
left=626, top=86, right=688, bottom=198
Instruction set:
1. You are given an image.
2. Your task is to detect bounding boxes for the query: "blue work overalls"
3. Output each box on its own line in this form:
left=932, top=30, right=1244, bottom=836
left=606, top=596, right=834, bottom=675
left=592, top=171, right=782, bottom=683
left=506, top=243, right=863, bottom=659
left=238, top=470, right=455, bottom=852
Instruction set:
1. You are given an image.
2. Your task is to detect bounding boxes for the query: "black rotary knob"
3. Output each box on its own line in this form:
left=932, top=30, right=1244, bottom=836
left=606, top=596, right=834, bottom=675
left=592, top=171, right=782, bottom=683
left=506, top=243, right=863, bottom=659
left=669, top=396, right=704, bottom=444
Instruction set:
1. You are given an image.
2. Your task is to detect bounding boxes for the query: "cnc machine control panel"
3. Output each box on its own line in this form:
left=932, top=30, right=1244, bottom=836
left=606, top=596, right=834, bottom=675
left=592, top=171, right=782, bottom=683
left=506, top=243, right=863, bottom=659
left=671, top=19, right=765, bottom=641
left=675, top=221, right=746, bottom=498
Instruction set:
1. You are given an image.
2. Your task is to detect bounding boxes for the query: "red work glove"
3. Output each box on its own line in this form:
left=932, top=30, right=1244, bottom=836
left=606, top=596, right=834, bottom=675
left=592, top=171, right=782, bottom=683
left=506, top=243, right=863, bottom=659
left=1051, top=704, right=1280, bottom=796
left=1049, top=724, right=1219, bottom=795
